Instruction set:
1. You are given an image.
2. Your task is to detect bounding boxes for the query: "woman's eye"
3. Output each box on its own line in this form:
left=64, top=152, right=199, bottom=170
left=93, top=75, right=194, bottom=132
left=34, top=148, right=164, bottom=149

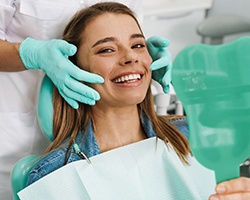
left=97, top=48, right=114, bottom=54
left=132, top=44, right=145, bottom=49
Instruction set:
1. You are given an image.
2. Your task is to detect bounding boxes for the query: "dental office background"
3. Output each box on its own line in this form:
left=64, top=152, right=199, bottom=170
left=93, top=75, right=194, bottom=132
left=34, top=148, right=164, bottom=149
left=143, top=0, right=250, bottom=110
left=142, top=0, right=250, bottom=176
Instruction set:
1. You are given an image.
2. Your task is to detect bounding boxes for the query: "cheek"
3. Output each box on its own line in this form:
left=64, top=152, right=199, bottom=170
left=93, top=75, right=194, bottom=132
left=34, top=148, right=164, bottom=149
left=147, top=54, right=153, bottom=66
left=144, top=54, right=153, bottom=84
left=88, top=58, right=114, bottom=76
left=142, top=53, right=153, bottom=71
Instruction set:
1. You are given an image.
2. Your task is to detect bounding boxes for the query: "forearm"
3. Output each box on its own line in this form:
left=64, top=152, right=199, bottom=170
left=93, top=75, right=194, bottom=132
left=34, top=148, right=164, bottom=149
left=0, top=39, right=26, bottom=72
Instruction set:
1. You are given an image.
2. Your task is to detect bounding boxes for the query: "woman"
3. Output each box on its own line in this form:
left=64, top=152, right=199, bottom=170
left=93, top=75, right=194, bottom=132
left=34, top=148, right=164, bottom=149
left=27, top=2, right=250, bottom=200
left=0, top=1, right=171, bottom=199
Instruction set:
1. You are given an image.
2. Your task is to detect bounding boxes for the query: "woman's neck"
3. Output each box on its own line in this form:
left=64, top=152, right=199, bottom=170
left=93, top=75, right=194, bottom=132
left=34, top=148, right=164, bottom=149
left=91, top=106, right=147, bottom=152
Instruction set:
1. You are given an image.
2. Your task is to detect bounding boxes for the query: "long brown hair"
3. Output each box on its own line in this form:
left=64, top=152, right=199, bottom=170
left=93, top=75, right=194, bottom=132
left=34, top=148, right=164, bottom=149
left=47, top=2, right=190, bottom=164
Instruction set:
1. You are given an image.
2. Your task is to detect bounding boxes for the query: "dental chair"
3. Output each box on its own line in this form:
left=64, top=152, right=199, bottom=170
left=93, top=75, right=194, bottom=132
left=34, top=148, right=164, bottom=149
left=11, top=75, right=54, bottom=200
left=11, top=75, right=176, bottom=199
left=152, top=81, right=184, bottom=116
left=196, top=0, right=250, bottom=44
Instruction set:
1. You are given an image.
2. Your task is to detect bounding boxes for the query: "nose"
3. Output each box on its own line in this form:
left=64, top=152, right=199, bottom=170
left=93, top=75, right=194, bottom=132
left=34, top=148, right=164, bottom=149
left=120, top=49, right=138, bottom=65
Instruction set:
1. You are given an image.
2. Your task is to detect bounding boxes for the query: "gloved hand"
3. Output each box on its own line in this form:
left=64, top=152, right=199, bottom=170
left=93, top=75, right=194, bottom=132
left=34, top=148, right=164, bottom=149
left=19, top=37, right=104, bottom=109
left=146, top=36, right=172, bottom=93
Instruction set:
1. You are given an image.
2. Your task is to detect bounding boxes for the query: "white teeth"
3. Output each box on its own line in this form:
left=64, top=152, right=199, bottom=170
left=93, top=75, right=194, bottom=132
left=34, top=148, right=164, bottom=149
left=114, top=74, right=141, bottom=83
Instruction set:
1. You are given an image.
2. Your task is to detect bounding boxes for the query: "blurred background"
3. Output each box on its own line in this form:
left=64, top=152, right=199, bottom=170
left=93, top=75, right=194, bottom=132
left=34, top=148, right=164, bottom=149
left=142, top=0, right=250, bottom=59
left=143, top=0, right=250, bottom=114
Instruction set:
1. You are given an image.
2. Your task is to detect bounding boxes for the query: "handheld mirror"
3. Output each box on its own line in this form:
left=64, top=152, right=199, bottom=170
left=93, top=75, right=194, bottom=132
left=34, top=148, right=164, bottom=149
left=172, top=37, right=250, bottom=183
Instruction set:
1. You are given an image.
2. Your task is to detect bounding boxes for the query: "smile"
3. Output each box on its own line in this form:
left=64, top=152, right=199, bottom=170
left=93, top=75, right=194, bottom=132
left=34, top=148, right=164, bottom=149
left=113, top=74, right=142, bottom=83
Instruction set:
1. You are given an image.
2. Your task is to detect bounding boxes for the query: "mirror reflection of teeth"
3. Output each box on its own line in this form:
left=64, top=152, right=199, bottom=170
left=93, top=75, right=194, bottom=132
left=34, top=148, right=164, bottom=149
left=114, top=74, right=141, bottom=83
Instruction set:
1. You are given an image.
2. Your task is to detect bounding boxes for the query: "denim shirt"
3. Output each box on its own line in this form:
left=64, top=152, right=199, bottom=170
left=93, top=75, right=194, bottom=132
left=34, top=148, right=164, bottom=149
left=26, top=114, right=188, bottom=186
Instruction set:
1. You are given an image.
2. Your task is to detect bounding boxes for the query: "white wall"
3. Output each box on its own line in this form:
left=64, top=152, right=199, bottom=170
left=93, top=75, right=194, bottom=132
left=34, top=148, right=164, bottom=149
left=141, top=0, right=212, bottom=60
left=142, top=10, right=206, bottom=60
left=141, top=0, right=250, bottom=59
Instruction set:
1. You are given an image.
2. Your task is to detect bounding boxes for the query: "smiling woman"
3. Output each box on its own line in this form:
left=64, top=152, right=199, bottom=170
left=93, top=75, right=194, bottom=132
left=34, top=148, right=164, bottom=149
left=74, top=12, right=152, bottom=109
left=21, top=3, right=250, bottom=200
left=26, top=0, right=190, bottom=193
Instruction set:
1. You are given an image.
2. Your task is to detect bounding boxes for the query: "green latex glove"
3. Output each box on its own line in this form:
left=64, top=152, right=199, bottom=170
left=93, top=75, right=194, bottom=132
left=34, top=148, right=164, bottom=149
left=172, top=36, right=250, bottom=183
left=19, top=37, right=104, bottom=109
left=146, top=36, right=172, bottom=93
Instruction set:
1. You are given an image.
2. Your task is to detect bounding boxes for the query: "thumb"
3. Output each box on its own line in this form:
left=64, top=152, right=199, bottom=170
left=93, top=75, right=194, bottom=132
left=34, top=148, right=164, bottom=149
left=147, top=36, right=170, bottom=48
left=55, top=40, right=77, bottom=56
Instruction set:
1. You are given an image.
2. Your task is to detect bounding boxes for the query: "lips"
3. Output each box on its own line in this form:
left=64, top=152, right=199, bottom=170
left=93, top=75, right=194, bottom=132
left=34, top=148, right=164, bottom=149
left=113, top=74, right=142, bottom=83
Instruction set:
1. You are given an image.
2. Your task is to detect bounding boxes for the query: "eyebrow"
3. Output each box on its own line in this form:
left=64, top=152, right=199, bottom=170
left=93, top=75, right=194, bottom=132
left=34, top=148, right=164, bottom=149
left=91, top=33, right=145, bottom=48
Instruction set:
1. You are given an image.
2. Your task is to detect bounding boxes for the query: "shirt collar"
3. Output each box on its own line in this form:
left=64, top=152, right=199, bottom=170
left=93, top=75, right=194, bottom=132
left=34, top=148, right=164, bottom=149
left=74, top=111, right=156, bottom=158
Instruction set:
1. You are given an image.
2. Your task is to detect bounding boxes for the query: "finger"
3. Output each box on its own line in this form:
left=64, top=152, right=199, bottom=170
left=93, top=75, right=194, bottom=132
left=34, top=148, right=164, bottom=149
left=215, top=177, right=250, bottom=195
left=59, top=91, right=79, bottom=109
left=64, top=86, right=97, bottom=105
left=59, top=86, right=97, bottom=108
left=209, top=192, right=250, bottom=200
left=65, top=77, right=100, bottom=100
left=163, top=85, right=170, bottom=94
left=66, top=63, right=104, bottom=84
left=55, top=40, right=77, bottom=56
left=162, top=62, right=172, bottom=86
left=150, top=52, right=171, bottom=71
left=161, top=66, right=171, bottom=94
left=147, top=36, right=170, bottom=48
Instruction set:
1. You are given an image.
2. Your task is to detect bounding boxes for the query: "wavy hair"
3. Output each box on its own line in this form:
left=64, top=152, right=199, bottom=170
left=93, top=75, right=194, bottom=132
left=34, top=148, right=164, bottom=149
left=46, top=2, right=190, bottom=164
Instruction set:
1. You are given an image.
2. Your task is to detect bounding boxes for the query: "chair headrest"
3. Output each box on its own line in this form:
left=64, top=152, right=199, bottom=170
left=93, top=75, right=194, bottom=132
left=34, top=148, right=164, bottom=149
left=37, top=75, right=54, bottom=141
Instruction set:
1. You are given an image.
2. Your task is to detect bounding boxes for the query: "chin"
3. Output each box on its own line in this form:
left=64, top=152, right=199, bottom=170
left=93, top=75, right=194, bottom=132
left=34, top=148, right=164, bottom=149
left=130, top=94, right=147, bottom=105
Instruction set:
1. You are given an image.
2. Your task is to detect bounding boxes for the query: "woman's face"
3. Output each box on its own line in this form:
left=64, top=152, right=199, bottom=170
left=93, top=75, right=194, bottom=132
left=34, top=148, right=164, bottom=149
left=77, top=13, right=152, bottom=108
